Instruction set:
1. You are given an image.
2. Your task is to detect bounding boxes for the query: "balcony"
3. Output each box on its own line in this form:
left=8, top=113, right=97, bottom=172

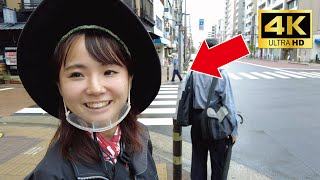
left=141, top=10, right=155, bottom=26
left=18, top=2, right=40, bottom=13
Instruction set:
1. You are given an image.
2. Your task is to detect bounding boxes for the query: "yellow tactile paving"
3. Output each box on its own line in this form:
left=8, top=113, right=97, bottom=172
left=0, top=175, right=24, bottom=180
left=156, top=163, right=168, bottom=180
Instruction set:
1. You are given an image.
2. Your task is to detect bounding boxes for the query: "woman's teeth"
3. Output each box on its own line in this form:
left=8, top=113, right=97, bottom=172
left=85, top=101, right=110, bottom=109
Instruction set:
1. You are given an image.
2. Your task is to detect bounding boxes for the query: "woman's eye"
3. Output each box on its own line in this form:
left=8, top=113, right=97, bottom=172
left=69, top=72, right=83, bottom=78
left=104, top=70, right=117, bottom=76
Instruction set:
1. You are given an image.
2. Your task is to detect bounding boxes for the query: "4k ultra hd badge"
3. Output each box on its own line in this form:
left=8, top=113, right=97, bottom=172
left=258, top=10, right=312, bottom=48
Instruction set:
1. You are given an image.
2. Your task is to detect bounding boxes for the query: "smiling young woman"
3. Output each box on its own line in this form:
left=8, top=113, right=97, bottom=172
left=17, top=0, right=161, bottom=179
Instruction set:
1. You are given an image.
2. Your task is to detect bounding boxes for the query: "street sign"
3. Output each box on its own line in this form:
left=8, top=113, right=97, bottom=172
left=199, top=19, right=204, bottom=31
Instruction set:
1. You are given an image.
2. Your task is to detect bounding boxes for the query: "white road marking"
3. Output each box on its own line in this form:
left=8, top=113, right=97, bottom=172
left=160, top=88, right=179, bottom=91
left=228, top=73, right=242, bottom=80
left=238, top=72, right=259, bottom=79
left=151, top=100, right=177, bottom=106
left=15, top=108, right=47, bottom=114
left=263, top=72, right=291, bottom=79
left=158, top=91, right=178, bottom=94
left=141, top=108, right=176, bottom=114
left=155, top=95, right=178, bottom=99
left=287, top=71, right=320, bottom=78
left=138, top=118, right=173, bottom=125
left=160, top=85, right=179, bottom=88
left=274, top=71, right=306, bottom=78
left=250, top=72, right=275, bottom=79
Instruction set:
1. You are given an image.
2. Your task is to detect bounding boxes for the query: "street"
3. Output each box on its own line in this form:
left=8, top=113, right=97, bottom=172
left=149, top=60, right=320, bottom=179
left=2, top=59, right=320, bottom=179
left=227, top=61, right=320, bottom=179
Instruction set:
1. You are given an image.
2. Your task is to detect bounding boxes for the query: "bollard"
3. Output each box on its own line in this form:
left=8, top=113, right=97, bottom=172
left=167, top=65, right=169, bottom=81
left=173, top=119, right=182, bottom=180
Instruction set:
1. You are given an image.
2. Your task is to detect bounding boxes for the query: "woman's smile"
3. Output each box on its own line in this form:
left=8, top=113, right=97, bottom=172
left=84, top=101, right=112, bottom=109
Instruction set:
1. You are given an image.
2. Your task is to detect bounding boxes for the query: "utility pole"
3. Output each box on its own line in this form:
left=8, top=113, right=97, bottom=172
left=177, top=0, right=183, bottom=72
left=183, top=0, right=187, bottom=69
left=173, top=1, right=184, bottom=179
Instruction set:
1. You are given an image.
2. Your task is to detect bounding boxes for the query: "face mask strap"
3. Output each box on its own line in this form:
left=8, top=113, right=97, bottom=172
left=63, top=101, right=70, bottom=117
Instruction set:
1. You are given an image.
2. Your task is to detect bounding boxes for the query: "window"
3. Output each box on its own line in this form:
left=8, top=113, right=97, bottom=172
left=141, top=0, right=154, bottom=24
left=156, top=16, right=162, bottom=31
left=30, top=0, right=42, bottom=4
left=287, top=0, right=296, bottom=9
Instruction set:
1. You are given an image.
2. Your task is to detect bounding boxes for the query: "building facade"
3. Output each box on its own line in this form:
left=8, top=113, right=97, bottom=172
left=0, top=0, right=158, bottom=74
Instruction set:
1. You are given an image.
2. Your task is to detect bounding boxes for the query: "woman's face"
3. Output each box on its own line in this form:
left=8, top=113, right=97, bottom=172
left=58, top=35, right=132, bottom=123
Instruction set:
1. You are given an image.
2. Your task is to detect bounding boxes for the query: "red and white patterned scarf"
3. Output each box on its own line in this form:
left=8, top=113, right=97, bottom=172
left=87, top=126, right=122, bottom=164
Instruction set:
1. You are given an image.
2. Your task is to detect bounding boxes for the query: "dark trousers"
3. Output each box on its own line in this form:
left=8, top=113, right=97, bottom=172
left=171, top=69, right=182, bottom=81
left=191, top=110, right=233, bottom=180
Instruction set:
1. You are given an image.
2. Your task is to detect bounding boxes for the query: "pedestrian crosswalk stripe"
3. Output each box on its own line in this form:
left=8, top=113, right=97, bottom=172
left=274, top=71, right=306, bottom=78
left=151, top=100, right=177, bottom=106
left=238, top=72, right=259, bottom=79
left=263, top=72, right=291, bottom=79
left=160, top=87, right=178, bottom=91
left=161, top=85, right=179, bottom=88
left=16, top=108, right=47, bottom=114
left=308, top=72, right=320, bottom=77
left=138, top=118, right=173, bottom=125
left=141, top=108, right=176, bottom=114
left=250, top=72, right=275, bottom=79
left=228, top=73, right=242, bottom=80
left=155, top=95, right=178, bottom=99
left=158, top=91, right=178, bottom=94
left=288, top=71, right=320, bottom=78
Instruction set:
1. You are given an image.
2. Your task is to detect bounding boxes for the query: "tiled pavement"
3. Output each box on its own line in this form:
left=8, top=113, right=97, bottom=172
left=0, top=123, right=186, bottom=179
left=0, top=124, right=54, bottom=179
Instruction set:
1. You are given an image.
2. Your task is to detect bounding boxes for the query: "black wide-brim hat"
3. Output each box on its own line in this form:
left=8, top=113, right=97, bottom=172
left=17, top=0, right=161, bottom=117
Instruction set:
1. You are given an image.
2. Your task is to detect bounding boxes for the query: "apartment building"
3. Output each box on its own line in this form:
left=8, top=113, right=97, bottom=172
left=243, top=0, right=257, bottom=55
left=153, top=0, right=171, bottom=65
left=233, top=0, right=245, bottom=36
left=224, top=0, right=235, bottom=41
left=297, top=0, right=320, bottom=63
left=217, top=18, right=225, bottom=43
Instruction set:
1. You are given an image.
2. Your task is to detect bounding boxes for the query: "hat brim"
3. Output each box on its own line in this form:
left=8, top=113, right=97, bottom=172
left=17, top=0, right=161, bottom=117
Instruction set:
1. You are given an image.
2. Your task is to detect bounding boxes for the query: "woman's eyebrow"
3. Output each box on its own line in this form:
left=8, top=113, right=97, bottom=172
left=63, top=63, right=86, bottom=71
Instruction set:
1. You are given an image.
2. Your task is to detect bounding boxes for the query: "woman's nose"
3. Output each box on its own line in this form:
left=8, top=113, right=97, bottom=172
left=86, top=77, right=106, bottom=95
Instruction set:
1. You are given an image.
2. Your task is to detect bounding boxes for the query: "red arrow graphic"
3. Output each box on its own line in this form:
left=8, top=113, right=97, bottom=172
left=191, top=35, right=249, bottom=78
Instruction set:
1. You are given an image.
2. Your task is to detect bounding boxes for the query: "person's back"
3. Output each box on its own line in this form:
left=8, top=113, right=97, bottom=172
left=189, top=38, right=238, bottom=180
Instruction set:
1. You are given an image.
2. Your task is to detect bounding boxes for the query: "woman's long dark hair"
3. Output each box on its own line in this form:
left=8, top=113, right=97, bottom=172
left=50, top=29, right=143, bottom=163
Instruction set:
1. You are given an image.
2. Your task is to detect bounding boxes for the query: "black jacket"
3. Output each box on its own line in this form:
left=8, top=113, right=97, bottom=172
left=25, top=126, right=158, bottom=180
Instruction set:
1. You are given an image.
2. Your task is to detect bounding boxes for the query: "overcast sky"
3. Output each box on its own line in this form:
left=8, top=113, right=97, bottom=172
left=186, top=0, right=225, bottom=47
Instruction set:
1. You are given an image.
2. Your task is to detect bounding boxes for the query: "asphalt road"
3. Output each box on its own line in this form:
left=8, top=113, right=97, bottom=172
left=149, top=61, right=320, bottom=180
